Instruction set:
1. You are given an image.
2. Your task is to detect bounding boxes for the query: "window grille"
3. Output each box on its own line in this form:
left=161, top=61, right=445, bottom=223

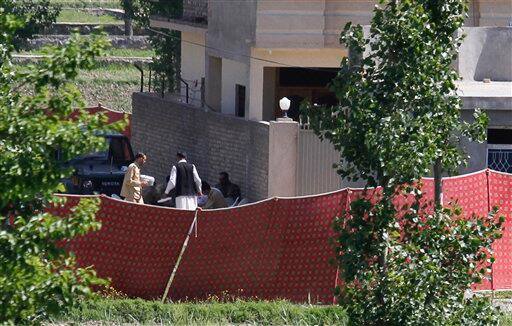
left=487, top=145, right=512, bottom=173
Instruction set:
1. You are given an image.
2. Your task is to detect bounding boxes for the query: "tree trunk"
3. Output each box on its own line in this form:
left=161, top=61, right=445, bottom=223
left=378, top=242, right=388, bottom=306
left=434, top=158, right=443, bottom=208
left=124, top=18, right=133, bottom=37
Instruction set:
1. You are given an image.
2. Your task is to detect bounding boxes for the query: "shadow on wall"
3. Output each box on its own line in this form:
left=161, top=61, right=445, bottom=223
left=459, top=27, right=512, bottom=81
left=474, top=28, right=512, bottom=81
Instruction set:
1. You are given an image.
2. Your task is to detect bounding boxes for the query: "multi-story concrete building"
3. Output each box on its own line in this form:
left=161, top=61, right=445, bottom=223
left=134, top=0, right=511, bottom=199
left=151, top=0, right=510, bottom=119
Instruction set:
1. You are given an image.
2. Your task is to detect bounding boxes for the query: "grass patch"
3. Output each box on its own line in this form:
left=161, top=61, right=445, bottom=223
left=75, top=62, right=141, bottom=113
left=14, top=60, right=145, bottom=113
left=492, top=291, right=512, bottom=299
left=502, top=315, right=512, bottom=326
left=51, top=299, right=348, bottom=325
left=57, top=9, right=122, bottom=23
left=104, top=48, right=155, bottom=57
left=51, top=0, right=121, bottom=9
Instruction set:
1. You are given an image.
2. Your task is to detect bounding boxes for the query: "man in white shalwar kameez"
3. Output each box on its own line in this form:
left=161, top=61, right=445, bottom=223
left=164, top=151, right=202, bottom=210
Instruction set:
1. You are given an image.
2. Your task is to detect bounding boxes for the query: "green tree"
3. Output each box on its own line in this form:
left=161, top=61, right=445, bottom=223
left=305, top=0, right=503, bottom=324
left=121, top=0, right=134, bottom=37
left=0, top=4, right=118, bottom=323
left=121, top=0, right=183, bottom=93
left=2, top=0, right=61, bottom=50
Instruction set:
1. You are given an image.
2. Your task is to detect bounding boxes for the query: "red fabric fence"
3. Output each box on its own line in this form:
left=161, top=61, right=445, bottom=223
left=51, top=169, right=512, bottom=302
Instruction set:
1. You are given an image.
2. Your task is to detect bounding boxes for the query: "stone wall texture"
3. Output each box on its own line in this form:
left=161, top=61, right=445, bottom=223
left=183, top=0, right=208, bottom=22
left=131, top=92, right=269, bottom=202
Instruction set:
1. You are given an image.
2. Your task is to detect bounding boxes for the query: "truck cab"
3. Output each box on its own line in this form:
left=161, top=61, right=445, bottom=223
left=62, top=133, right=134, bottom=196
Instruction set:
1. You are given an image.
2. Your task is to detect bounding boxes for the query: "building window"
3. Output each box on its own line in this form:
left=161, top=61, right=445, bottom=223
left=487, top=129, right=512, bottom=173
left=235, top=84, right=245, bottom=118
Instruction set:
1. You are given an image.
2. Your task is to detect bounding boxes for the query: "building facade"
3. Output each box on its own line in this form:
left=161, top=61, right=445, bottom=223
left=152, top=0, right=511, bottom=119
left=141, top=0, right=512, bottom=197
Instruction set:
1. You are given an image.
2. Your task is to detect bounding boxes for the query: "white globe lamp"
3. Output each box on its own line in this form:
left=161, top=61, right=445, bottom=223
left=279, top=97, right=291, bottom=119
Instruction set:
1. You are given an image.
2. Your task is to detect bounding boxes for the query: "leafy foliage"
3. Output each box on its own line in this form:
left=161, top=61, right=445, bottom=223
left=336, top=192, right=503, bottom=325
left=304, top=0, right=503, bottom=324
left=0, top=4, right=119, bottom=323
left=121, top=0, right=182, bottom=92
left=2, top=0, right=61, bottom=50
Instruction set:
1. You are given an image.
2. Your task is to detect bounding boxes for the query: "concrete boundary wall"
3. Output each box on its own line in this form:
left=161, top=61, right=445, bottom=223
left=131, top=93, right=270, bottom=201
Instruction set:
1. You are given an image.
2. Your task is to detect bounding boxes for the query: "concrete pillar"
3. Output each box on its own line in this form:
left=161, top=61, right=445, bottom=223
left=262, top=67, right=277, bottom=121
left=268, top=119, right=299, bottom=197
left=206, top=55, right=222, bottom=112
left=248, top=59, right=264, bottom=120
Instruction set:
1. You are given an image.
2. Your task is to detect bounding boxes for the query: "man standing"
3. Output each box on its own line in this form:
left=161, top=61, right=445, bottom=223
left=165, top=151, right=202, bottom=210
left=121, top=152, right=148, bottom=203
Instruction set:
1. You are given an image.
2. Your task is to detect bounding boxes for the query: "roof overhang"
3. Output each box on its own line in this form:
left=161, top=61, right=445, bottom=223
left=150, top=17, right=207, bottom=36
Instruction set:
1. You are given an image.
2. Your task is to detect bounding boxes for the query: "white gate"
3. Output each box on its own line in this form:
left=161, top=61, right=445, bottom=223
left=296, top=129, right=343, bottom=196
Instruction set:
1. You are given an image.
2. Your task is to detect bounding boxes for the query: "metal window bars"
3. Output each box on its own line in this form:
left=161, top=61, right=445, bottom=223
left=487, top=145, right=512, bottom=173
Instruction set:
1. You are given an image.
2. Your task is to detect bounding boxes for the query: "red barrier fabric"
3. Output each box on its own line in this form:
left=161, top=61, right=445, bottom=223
left=170, top=191, right=347, bottom=303
left=489, top=171, right=512, bottom=290
left=49, top=170, right=512, bottom=302
left=443, top=172, right=493, bottom=290
left=443, top=172, right=489, bottom=217
left=51, top=196, right=192, bottom=298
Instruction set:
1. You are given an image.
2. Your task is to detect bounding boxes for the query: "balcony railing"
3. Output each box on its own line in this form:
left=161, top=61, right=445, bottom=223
left=150, top=0, right=207, bottom=24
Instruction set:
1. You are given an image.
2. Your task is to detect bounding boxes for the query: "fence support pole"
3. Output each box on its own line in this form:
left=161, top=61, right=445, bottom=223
left=133, top=63, right=144, bottom=92
left=148, top=70, right=152, bottom=92
left=161, top=209, right=200, bottom=303
left=200, top=77, right=205, bottom=107
left=178, top=77, right=189, bottom=104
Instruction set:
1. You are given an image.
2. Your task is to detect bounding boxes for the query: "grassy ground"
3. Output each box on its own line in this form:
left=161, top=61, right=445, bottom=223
left=51, top=0, right=121, bottom=9
left=45, top=298, right=512, bottom=325
left=50, top=299, right=348, bottom=325
left=75, top=62, right=141, bottom=113
left=104, top=48, right=154, bottom=57
left=502, top=315, right=512, bottom=325
left=57, top=9, right=122, bottom=23
left=12, top=62, right=140, bottom=113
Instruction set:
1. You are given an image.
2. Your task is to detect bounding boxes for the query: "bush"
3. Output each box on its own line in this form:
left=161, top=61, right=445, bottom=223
left=55, top=299, right=348, bottom=325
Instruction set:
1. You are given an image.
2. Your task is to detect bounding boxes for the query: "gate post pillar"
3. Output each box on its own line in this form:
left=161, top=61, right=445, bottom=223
left=268, top=119, right=299, bottom=197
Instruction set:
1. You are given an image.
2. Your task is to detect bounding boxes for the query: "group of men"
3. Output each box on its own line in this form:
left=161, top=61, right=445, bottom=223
left=120, top=151, right=241, bottom=210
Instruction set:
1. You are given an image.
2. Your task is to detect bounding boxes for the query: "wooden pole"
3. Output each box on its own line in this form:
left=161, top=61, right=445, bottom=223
left=161, top=209, right=200, bottom=303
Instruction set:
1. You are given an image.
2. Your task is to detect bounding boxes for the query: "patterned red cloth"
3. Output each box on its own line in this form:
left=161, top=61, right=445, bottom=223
left=489, top=171, right=512, bottom=290
left=49, top=170, right=512, bottom=301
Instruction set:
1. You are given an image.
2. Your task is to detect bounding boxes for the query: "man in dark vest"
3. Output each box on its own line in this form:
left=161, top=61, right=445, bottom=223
left=164, top=151, right=202, bottom=210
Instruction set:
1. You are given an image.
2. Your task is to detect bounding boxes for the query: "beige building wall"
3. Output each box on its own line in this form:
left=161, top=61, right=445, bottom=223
left=472, top=0, right=512, bottom=26
left=206, top=0, right=257, bottom=63
left=181, top=32, right=205, bottom=105
left=253, top=0, right=511, bottom=50
left=221, top=58, right=250, bottom=116
left=255, top=0, right=375, bottom=48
